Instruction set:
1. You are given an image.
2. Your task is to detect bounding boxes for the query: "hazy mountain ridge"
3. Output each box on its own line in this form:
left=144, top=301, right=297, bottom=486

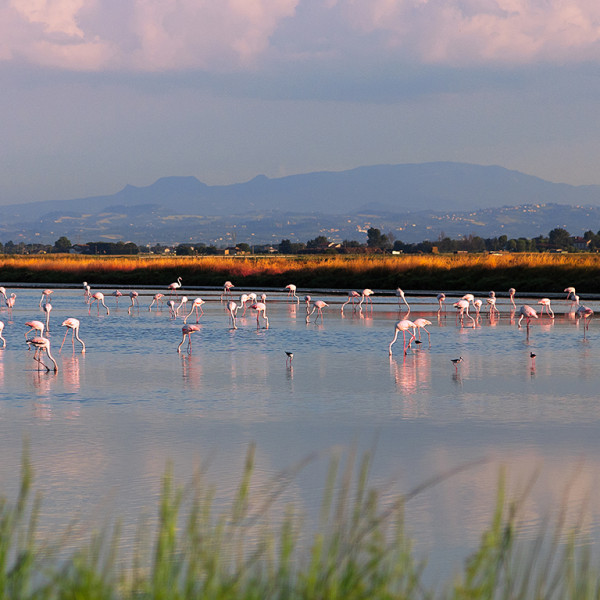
left=1, top=163, right=600, bottom=245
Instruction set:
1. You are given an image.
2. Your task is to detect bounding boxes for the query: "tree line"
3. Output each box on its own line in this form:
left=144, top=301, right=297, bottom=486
left=1, top=227, right=599, bottom=255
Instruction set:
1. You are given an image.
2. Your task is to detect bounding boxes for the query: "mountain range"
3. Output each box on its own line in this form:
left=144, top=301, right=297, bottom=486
left=1, top=162, right=600, bottom=246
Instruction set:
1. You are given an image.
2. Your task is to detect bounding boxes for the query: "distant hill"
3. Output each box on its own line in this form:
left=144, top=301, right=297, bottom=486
left=1, top=163, right=600, bottom=244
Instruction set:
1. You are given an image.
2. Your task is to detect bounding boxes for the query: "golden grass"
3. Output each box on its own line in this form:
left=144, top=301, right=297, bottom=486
left=2, top=252, right=600, bottom=292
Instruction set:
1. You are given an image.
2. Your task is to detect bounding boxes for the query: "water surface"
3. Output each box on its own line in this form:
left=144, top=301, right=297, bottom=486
left=0, top=286, right=598, bottom=583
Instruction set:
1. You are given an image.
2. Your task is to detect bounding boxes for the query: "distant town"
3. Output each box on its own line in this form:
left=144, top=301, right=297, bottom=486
left=0, top=226, right=598, bottom=256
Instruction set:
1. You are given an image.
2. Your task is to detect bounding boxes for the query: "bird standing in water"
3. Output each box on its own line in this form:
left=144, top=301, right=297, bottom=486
left=285, top=351, right=294, bottom=367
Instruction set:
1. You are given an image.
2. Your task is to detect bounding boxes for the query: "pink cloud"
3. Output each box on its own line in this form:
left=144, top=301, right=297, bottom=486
left=3, top=0, right=600, bottom=71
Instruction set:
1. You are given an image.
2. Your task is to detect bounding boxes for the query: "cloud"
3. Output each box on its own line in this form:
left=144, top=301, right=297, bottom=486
left=2, top=0, right=600, bottom=73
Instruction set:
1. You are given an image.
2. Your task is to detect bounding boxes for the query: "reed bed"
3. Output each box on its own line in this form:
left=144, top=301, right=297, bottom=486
left=1, top=444, right=599, bottom=599
left=2, top=253, right=600, bottom=292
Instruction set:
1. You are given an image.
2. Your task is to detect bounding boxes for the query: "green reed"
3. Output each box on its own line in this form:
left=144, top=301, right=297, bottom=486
left=1, top=443, right=599, bottom=599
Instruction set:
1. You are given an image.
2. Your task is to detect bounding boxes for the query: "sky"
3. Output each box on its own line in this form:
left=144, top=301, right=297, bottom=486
left=3, top=0, right=600, bottom=206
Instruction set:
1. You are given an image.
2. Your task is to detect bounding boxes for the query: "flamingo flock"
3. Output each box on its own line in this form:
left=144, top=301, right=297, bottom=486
left=0, top=280, right=595, bottom=375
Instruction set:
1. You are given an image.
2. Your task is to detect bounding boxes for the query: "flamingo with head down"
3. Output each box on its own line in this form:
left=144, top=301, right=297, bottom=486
left=388, top=320, right=417, bottom=356
left=285, top=284, right=299, bottom=304
left=227, top=301, right=239, bottom=329
left=25, top=320, right=44, bottom=340
left=250, top=302, right=269, bottom=329
left=341, top=291, right=361, bottom=313
left=60, top=318, right=85, bottom=354
left=148, top=293, right=164, bottom=311
left=306, top=300, right=328, bottom=324
left=184, top=298, right=205, bottom=323
left=89, top=292, right=110, bottom=315
left=538, top=298, right=554, bottom=318
left=26, top=337, right=58, bottom=372
left=177, top=324, right=201, bottom=353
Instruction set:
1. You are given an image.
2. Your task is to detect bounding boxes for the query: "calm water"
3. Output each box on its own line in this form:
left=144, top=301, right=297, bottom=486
left=0, top=285, right=599, bottom=583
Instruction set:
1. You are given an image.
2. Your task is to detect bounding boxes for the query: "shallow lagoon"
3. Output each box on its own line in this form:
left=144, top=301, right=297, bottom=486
left=0, top=285, right=599, bottom=583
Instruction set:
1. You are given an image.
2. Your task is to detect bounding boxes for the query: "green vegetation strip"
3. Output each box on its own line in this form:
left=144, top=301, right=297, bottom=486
left=1, top=444, right=598, bottom=599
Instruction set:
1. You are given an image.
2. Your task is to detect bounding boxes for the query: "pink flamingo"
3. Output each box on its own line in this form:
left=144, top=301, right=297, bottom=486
left=42, top=302, right=52, bottom=332
left=177, top=324, right=201, bottom=353
left=26, top=336, right=58, bottom=372
left=359, top=289, right=374, bottom=309
left=25, top=320, right=44, bottom=340
left=304, top=295, right=312, bottom=316
left=285, top=284, right=299, bottom=304
left=473, top=299, right=483, bottom=317
left=148, top=293, right=164, bottom=311
left=128, top=291, right=139, bottom=314
left=239, top=294, right=251, bottom=316
left=486, top=296, right=499, bottom=316
left=538, top=298, right=554, bottom=318
left=413, top=318, right=432, bottom=346
left=396, top=288, right=410, bottom=314
left=388, top=320, right=417, bottom=356
left=250, top=302, right=269, bottom=329
left=508, top=288, right=516, bottom=309
left=517, top=305, right=538, bottom=330
left=564, top=287, right=579, bottom=311
left=89, top=292, right=110, bottom=315
left=306, top=300, right=328, bottom=324
left=167, top=300, right=177, bottom=318
left=5, top=293, right=16, bottom=313
left=227, top=301, right=239, bottom=329
left=184, top=298, right=205, bottom=323
left=220, top=281, right=235, bottom=302
left=39, top=289, right=53, bottom=307
left=453, top=299, right=475, bottom=327
left=175, top=296, right=188, bottom=317
left=576, top=305, right=593, bottom=336
left=341, top=291, right=361, bottom=313
left=437, top=293, right=446, bottom=313
left=60, top=318, right=85, bottom=353
left=0, top=321, right=5, bottom=348
left=168, top=277, right=182, bottom=297
left=111, top=290, right=123, bottom=306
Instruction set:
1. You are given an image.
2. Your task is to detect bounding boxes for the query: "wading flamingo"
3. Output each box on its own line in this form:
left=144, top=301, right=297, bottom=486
left=304, top=295, right=312, bottom=316
left=184, top=298, right=205, bottom=323
left=26, top=337, right=58, bottom=372
left=285, top=284, right=299, bottom=304
left=538, top=298, right=554, bottom=318
left=0, top=321, right=5, bottom=348
left=565, top=287, right=579, bottom=311
left=413, top=318, right=432, bottom=346
left=227, top=301, right=239, bottom=329
left=42, top=302, right=52, bottom=332
left=221, top=281, right=234, bottom=302
left=359, top=289, right=374, bottom=310
left=128, top=291, right=139, bottom=314
left=486, top=296, right=500, bottom=317
left=453, top=299, right=476, bottom=327
left=168, top=277, right=182, bottom=297
left=239, top=294, right=251, bottom=316
left=60, top=318, right=85, bottom=353
left=177, top=324, right=201, bottom=353
left=25, top=320, right=44, bottom=340
left=6, top=293, right=16, bottom=313
left=576, top=305, right=593, bottom=336
left=111, top=290, right=123, bottom=306
left=148, top=293, right=164, bottom=311
left=396, top=288, right=410, bottom=315
left=341, top=291, right=361, bottom=313
left=89, top=292, right=110, bottom=315
left=437, top=293, right=446, bottom=313
left=306, top=300, right=328, bottom=324
left=509, top=288, right=516, bottom=309
left=388, top=320, right=417, bottom=356
left=175, top=296, right=188, bottom=317
left=517, top=305, right=538, bottom=330
left=250, top=302, right=269, bottom=329
left=167, top=300, right=177, bottom=318
left=473, top=299, right=483, bottom=317
left=39, top=289, right=53, bottom=307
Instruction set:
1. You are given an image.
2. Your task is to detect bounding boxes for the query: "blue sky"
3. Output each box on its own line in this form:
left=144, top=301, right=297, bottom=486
left=2, top=0, right=600, bottom=205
